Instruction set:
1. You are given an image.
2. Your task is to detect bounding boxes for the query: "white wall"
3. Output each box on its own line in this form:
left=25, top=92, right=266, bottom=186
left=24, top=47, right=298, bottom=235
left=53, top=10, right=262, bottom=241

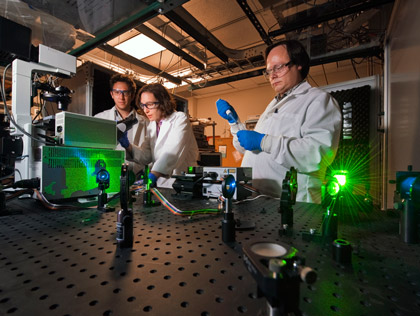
left=385, top=0, right=420, bottom=209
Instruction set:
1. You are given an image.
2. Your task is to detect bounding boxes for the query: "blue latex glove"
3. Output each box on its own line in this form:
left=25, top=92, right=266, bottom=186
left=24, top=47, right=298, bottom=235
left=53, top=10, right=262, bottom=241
left=216, top=99, right=238, bottom=123
left=237, top=130, right=265, bottom=151
left=118, top=131, right=130, bottom=149
left=148, top=173, right=157, bottom=188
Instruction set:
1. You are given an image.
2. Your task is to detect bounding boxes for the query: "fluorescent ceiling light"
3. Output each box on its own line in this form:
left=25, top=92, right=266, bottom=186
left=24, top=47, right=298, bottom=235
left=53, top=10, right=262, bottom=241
left=115, top=34, right=165, bottom=59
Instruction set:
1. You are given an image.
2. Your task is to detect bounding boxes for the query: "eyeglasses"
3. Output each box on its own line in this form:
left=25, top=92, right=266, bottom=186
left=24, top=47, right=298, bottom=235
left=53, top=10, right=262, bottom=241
left=263, top=61, right=293, bottom=79
left=111, top=89, right=132, bottom=97
left=139, top=102, right=159, bottom=110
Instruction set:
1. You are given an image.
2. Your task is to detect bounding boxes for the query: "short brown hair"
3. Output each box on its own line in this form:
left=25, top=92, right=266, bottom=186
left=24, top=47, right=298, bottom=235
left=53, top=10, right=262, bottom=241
left=109, top=73, right=136, bottom=93
left=136, top=83, right=176, bottom=118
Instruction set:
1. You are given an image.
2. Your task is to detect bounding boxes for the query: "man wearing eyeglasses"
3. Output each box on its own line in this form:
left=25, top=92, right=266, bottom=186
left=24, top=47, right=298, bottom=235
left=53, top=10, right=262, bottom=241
left=216, top=40, right=342, bottom=203
left=95, top=73, right=148, bottom=177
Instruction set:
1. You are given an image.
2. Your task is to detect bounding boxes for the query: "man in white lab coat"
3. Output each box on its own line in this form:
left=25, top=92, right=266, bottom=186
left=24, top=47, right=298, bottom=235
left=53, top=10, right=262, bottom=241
left=95, top=73, right=148, bottom=177
left=118, top=83, right=198, bottom=188
left=217, top=40, right=342, bottom=203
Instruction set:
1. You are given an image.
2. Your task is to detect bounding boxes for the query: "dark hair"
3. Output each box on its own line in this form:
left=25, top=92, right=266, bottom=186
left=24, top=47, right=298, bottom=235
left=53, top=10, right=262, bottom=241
left=265, top=40, right=310, bottom=80
left=136, top=83, right=176, bottom=118
left=109, top=73, right=136, bottom=92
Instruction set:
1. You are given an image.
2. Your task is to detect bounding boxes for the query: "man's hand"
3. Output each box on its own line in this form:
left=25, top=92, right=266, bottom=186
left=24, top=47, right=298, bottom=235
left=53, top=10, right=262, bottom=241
left=216, top=99, right=238, bottom=123
left=237, top=130, right=265, bottom=151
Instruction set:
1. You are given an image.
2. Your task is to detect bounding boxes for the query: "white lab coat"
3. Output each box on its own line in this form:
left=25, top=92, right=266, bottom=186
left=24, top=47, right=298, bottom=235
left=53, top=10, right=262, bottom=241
left=231, top=81, right=342, bottom=203
left=126, top=111, right=199, bottom=188
left=94, top=106, right=148, bottom=176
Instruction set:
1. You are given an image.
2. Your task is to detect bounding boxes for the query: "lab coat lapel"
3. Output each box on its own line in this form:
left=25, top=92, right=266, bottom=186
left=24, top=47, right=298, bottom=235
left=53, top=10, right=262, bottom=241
left=155, top=118, right=170, bottom=147
left=275, top=81, right=311, bottom=114
left=259, top=81, right=311, bottom=123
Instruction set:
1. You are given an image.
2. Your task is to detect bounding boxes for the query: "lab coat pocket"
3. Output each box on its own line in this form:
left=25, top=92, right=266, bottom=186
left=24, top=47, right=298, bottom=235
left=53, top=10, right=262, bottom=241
left=266, top=111, right=301, bottom=136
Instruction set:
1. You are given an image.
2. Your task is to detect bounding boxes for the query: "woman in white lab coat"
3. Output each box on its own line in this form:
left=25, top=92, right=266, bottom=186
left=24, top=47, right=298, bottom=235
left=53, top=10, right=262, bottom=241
left=118, top=83, right=198, bottom=188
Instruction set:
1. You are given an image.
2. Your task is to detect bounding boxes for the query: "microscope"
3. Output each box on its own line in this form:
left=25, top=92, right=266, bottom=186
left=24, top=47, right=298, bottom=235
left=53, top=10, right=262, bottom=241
left=0, top=44, right=76, bottom=209
left=11, top=44, right=76, bottom=183
left=6, top=43, right=124, bottom=203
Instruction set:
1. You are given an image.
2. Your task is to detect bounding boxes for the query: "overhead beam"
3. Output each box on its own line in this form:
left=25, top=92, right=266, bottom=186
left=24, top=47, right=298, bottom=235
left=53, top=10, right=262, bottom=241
left=310, top=41, right=383, bottom=66
left=164, top=7, right=230, bottom=62
left=189, top=69, right=264, bottom=90
left=236, top=0, right=272, bottom=46
left=269, top=0, right=395, bottom=38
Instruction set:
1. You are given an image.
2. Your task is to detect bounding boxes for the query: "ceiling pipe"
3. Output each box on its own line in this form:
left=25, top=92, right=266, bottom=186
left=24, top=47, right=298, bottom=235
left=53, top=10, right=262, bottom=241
left=193, top=55, right=265, bottom=78
left=189, top=69, right=264, bottom=91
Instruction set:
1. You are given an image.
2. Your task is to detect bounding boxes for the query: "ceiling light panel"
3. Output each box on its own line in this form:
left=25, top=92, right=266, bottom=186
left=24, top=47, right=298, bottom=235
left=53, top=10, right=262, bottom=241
left=115, top=34, right=165, bottom=60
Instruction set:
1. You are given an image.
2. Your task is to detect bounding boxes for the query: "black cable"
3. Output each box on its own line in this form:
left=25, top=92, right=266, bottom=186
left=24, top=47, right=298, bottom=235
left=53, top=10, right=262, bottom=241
left=321, top=64, right=329, bottom=85
left=351, top=59, right=360, bottom=79
left=34, top=190, right=86, bottom=210
left=307, top=74, right=319, bottom=87
left=32, top=94, right=45, bottom=123
left=36, top=133, right=58, bottom=145
left=13, top=178, right=40, bottom=189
